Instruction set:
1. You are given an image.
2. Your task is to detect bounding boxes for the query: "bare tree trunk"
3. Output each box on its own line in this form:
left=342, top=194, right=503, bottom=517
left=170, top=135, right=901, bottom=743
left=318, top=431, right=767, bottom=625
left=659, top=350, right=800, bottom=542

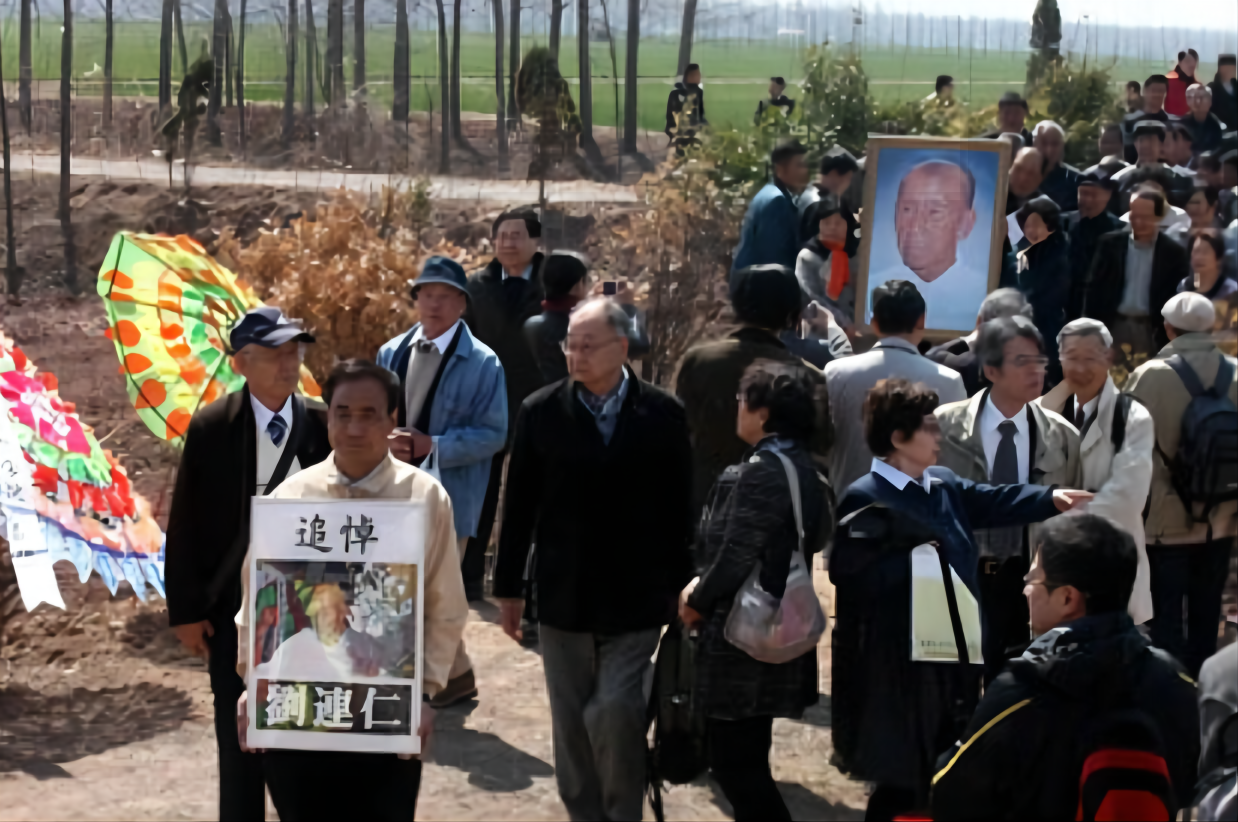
left=1, top=34, right=22, bottom=297
left=104, top=0, right=114, bottom=130
left=282, top=0, right=298, bottom=148
left=507, top=0, right=519, bottom=128
left=676, top=0, right=697, bottom=76
left=622, top=0, right=639, bottom=154
left=174, top=0, right=189, bottom=75
left=305, top=0, right=317, bottom=118
left=493, top=0, right=508, bottom=173
left=19, top=0, right=31, bottom=132
left=577, top=0, right=599, bottom=158
left=353, top=0, right=366, bottom=93
left=238, top=0, right=247, bottom=153
left=449, top=0, right=463, bottom=141
left=208, top=0, right=227, bottom=145
left=159, top=0, right=173, bottom=110
left=392, top=0, right=409, bottom=121
left=434, top=0, right=450, bottom=173
left=225, top=7, right=234, bottom=108
left=59, top=0, right=77, bottom=294
left=549, top=0, right=563, bottom=57
left=327, top=0, right=344, bottom=105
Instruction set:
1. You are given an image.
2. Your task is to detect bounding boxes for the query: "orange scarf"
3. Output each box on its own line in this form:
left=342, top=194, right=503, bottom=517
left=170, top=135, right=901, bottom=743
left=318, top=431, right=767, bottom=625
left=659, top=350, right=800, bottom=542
left=823, top=240, right=850, bottom=300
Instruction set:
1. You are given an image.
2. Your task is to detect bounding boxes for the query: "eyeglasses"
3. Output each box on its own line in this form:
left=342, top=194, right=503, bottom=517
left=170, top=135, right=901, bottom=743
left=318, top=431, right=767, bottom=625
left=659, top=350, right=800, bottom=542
left=1007, top=355, right=1050, bottom=369
left=561, top=336, right=622, bottom=357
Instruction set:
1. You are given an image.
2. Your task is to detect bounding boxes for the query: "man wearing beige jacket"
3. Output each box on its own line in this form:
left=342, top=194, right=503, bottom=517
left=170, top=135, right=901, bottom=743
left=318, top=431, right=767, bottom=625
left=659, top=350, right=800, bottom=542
left=934, top=315, right=1081, bottom=683
left=237, top=359, right=468, bottom=820
left=1127, top=293, right=1237, bottom=676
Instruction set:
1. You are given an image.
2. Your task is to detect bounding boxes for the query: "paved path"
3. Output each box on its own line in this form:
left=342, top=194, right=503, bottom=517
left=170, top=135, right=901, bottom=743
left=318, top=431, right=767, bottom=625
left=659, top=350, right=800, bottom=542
left=4, top=154, right=644, bottom=204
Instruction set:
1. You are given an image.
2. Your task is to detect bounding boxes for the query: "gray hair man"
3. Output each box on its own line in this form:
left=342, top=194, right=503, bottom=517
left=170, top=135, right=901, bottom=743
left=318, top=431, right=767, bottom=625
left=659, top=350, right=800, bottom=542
left=1039, top=318, right=1156, bottom=623
left=1185, top=83, right=1224, bottom=155
left=926, top=288, right=1032, bottom=396
left=1033, top=120, right=1083, bottom=211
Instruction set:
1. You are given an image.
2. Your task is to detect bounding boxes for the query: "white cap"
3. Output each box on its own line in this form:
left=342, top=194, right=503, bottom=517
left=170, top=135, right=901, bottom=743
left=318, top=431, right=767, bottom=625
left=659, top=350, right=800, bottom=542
left=1161, top=292, right=1216, bottom=333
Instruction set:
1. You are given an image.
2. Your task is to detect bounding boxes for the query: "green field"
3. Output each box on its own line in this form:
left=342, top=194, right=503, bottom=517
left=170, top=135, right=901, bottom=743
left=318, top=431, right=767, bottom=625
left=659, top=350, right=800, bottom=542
left=1, top=22, right=1216, bottom=133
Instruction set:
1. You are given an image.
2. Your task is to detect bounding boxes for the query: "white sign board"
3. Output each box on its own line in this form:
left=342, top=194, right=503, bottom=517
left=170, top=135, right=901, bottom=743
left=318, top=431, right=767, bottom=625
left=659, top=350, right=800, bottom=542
left=910, top=543, right=983, bottom=665
left=247, top=498, right=425, bottom=755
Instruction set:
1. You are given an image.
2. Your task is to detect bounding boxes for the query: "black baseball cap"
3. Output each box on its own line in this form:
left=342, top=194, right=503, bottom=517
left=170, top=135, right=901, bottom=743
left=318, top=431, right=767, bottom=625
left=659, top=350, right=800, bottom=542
left=998, top=91, right=1029, bottom=111
left=229, top=306, right=315, bottom=352
left=1077, top=170, right=1117, bottom=191
left=410, top=255, right=469, bottom=300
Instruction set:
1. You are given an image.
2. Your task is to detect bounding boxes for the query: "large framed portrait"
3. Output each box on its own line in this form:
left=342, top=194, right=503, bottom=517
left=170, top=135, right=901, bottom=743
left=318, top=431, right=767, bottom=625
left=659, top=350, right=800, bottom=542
left=247, top=498, right=425, bottom=755
left=854, top=136, right=1011, bottom=337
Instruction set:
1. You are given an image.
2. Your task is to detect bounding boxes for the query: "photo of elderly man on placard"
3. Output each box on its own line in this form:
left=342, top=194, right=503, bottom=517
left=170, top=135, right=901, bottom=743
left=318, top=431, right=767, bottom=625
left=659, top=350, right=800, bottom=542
left=858, top=138, right=1010, bottom=334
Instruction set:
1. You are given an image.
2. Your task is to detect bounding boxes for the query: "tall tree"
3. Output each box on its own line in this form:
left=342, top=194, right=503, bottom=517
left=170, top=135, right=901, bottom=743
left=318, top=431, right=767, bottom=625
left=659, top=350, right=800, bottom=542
left=305, top=0, right=317, bottom=118
left=622, top=0, right=639, bottom=155
left=577, top=0, right=600, bottom=159
left=327, top=0, right=344, bottom=105
left=493, top=0, right=508, bottom=172
left=1, top=35, right=21, bottom=297
left=282, top=0, right=298, bottom=148
left=174, top=0, right=189, bottom=74
left=104, top=0, right=115, bottom=129
left=207, top=0, right=227, bottom=145
left=59, top=0, right=77, bottom=294
left=549, top=0, right=563, bottom=57
left=353, top=0, right=366, bottom=92
left=18, top=0, right=32, bottom=132
left=507, top=0, right=519, bottom=127
left=237, top=0, right=248, bottom=153
left=449, top=0, right=463, bottom=140
left=159, top=0, right=174, bottom=110
left=676, top=0, right=697, bottom=76
left=434, top=0, right=450, bottom=172
left=225, top=7, right=234, bottom=107
left=392, top=0, right=409, bottom=122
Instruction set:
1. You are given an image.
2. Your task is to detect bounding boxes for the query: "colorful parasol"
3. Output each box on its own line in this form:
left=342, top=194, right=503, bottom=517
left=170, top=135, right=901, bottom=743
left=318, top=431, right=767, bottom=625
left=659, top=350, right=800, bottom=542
left=96, top=232, right=321, bottom=446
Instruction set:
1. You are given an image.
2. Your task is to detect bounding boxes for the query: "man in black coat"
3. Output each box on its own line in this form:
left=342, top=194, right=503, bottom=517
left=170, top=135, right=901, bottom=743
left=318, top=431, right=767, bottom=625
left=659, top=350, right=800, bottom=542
left=494, top=297, right=694, bottom=822
left=1207, top=54, right=1237, bottom=134
left=1081, top=190, right=1189, bottom=371
left=978, top=91, right=1034, bottom=147
left=165, top=307, right=331, bottom=821
left=927, top=288, right=1032, bottom=397
left=932, top=515, right=1199, bottom=820
left=1063, top=171, right=1124, bottom=320
left=463, top=208, right=546, bottom=601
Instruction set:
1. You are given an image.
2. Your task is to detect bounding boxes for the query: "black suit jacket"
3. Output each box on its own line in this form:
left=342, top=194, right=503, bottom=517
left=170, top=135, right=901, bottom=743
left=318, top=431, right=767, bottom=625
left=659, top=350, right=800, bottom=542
left=926, top=336, right=982, bottom=397
left=1081, top=229, right=1189, bottom=350
left=164, top=387, right=331, bottom=626
left=493, top=374, right=694, bottom=634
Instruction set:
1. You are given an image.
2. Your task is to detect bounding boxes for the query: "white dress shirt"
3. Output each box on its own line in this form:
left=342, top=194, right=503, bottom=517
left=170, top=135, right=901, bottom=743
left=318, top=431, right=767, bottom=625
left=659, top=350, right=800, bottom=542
left=979, top=398, right=1030, bottom=483
left=1073, top=394, right=1099, bottom=431
left=411, top=319, right=461, bottom=354
left=251, top=394, right=299, bottom=494
left=501, top=263, right=533, bottom=281
left=870, top=457, right=933, bottom=493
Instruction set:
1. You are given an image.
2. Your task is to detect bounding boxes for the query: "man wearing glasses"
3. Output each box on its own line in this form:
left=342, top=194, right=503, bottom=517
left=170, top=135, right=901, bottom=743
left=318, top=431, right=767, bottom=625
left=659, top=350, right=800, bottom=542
left=934, top=314, right=1081, bottom=684
left=493, top=297, right=694, bottom=822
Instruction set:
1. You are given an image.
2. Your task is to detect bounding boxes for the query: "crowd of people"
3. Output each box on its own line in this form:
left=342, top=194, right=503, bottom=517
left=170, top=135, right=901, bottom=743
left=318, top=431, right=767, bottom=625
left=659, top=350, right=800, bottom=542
left=160, top=52, right=1238, bottom=822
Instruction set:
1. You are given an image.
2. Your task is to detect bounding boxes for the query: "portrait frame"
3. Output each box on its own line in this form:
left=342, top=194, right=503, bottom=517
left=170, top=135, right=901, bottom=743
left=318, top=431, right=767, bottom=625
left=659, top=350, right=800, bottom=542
left=854, top=135, right=1012, bottom=339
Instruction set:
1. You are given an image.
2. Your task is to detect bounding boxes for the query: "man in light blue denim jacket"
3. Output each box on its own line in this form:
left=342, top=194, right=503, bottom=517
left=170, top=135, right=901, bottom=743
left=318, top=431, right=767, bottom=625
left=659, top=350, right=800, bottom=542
left=377, top=256, right=508, bottom=707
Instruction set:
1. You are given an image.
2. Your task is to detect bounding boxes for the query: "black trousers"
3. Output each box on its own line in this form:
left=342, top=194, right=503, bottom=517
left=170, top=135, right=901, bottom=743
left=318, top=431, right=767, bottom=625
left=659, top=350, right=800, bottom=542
left=265, top=751, right=422, bottom=820
left=1148, top=540, right=1233, bottom=676
left=978, top=556, right=1030, bottom=685
left=707, top=716, right=790, bottom=822
left=463, top=452, right=505, bottom=588
left=865, top=784, right=920, bottom=822
left=205, top=611, right=266, bottom=821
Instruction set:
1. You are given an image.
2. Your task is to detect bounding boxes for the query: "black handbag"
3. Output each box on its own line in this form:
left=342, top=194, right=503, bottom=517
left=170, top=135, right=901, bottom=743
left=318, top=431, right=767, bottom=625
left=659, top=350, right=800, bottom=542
left=645, top=620, right=708, bottom=822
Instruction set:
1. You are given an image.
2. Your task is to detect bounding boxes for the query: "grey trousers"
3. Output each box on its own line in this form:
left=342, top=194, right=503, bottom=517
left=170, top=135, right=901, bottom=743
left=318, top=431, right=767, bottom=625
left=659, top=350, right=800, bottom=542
left=540, top=624, right=661, bottom=822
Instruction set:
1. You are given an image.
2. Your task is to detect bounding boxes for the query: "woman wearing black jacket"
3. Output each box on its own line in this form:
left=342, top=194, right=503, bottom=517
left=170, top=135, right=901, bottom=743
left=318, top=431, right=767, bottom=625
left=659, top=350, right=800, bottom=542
left=1014, top=195, right=1071, bottom=384
left=680, top=361, right=828, bottom=821
left=522, top=252, right=589, bottom=384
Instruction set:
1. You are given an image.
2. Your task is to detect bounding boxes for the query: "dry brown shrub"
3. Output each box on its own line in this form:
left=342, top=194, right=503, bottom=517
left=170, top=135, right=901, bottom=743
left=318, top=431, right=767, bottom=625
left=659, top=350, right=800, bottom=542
left=218, top=188, right=481, bottom=379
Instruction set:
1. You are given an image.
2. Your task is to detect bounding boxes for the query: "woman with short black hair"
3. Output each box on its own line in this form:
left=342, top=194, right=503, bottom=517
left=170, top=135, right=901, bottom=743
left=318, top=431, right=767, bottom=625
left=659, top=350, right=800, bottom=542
left=679, top=360, right=829, bottom=821
left=1014, top=195, right=1071, bottom=384
left=1178, top=229, right=1236, bottom=302
left=522, top=251, right=589, bottom=384
left=830, top=378, right=1091, bottom=821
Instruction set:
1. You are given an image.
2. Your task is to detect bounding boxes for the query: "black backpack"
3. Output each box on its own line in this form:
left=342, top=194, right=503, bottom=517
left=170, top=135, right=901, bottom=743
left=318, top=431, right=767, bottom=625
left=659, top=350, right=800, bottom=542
left=1162, top=355, right=1238, bottom=525
left=645, top=620, right=708, bottom=822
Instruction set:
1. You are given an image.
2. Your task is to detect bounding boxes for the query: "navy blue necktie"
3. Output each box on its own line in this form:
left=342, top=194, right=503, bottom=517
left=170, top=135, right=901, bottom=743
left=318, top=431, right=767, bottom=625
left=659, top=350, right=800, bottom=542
left=267, top=415, right=288, bottom=447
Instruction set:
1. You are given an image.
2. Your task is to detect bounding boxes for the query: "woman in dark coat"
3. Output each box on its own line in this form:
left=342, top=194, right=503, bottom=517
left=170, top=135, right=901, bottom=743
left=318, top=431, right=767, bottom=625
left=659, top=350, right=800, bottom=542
left=522, top=251, right=589, bottom=384
left=830, top=378, right=1091, bottom=821
left=680, top=361, right=828, bottom=822
left=1014, top=195, right=1071, bottom=384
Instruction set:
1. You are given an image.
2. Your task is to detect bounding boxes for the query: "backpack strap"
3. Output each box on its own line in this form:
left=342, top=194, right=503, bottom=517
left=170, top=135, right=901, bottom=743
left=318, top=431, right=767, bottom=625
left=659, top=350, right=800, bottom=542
left=1165, top=354, right=1207, bottom=398
left=1111, top=393, right=1131, bottom=453
left=1213, top=356, right=1235, bottom=399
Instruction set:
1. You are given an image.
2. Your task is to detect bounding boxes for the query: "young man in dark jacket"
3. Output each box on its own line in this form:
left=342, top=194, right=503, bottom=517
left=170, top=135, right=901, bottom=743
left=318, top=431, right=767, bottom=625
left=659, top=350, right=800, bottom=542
left=463, top=209, right=545, bottom=600
left=1063, top=171, right=1123, bottom=319
left=931, top=515, right=1199, bottom=820
left=666, top=63, right=707, bottom=151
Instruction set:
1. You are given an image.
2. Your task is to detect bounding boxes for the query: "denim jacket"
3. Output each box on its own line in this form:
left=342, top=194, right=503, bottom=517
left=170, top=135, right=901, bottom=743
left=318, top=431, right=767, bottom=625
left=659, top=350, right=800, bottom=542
left=377, top=322, right=508, bottom=539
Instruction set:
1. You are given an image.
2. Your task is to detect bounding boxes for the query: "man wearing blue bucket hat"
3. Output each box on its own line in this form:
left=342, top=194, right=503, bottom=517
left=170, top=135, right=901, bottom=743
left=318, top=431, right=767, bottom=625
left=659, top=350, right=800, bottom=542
left=377, top=255, right=508, bottom=708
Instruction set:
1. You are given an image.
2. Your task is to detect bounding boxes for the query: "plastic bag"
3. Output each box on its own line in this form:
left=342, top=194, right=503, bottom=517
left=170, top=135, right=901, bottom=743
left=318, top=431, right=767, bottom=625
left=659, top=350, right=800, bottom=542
left=723, top=449, right=826, bottom=664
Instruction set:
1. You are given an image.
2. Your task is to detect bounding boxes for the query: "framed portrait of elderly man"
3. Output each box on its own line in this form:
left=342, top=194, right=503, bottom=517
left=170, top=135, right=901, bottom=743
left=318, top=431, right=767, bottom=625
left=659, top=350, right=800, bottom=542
left=855, top=136, right=1011, bottom=336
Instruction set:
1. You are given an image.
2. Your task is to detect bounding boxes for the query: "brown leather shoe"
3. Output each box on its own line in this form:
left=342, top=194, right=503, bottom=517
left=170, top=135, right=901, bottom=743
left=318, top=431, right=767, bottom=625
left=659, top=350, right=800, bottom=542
left=430, top=669, right=478, bottom=709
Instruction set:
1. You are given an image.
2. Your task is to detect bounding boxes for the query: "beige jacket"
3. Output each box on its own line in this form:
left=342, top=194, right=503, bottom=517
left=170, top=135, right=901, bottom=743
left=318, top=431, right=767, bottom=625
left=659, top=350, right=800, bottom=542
left=1039, top=376, right=1155, bottom=623
left=935, top=389, right=1082, bottom=554
left=236, top=453, right=468, bottom=697
left=1125, top=333, right=1238, bottom=544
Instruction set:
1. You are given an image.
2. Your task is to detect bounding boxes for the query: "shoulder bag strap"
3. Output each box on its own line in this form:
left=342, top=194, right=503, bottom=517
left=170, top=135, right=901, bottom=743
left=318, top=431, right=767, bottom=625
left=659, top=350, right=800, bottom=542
left=936, top=544, right=971, bottom=666
left=263, top=396, right=305, bottom=496
left=392, top=325, right=421, bottom=379
left=768, top=450, right=804, bottom=554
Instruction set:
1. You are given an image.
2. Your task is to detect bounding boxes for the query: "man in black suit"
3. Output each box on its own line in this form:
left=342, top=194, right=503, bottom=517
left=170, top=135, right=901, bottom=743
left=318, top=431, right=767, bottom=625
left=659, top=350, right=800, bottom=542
left=1081, top=189, right=1190, bottom=380
left=1063, top=170, right=1124, bottom=319
left=927, top=288, right=1032, bottom=397
left=165, top=307, right=331, bottom=821
left=493, top=297, right=693, bottom=822
left=979, top=91, right=1034, bottom=147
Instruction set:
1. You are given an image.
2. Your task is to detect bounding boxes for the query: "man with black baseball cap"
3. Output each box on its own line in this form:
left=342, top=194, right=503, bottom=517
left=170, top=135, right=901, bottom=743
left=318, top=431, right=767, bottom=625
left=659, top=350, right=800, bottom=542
left=1065, top=170, right=1124, bottom=319
left=377, top=255, right=508, bottom=708
left=165, top=305, right=331, bottom=820
left=979, top=91, right=1034, bottom=147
